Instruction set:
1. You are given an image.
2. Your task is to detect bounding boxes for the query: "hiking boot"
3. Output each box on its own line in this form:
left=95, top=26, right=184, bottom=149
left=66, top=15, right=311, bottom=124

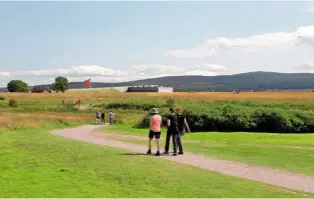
left=178, top=152, right=184, bottom=155
left=146, top=149, right=151, bottom=154
left=173, top=152, right=177, bottom=156
left=163, top=151, right=169, bottom=154
left=155, top=151, right=160, bottom=156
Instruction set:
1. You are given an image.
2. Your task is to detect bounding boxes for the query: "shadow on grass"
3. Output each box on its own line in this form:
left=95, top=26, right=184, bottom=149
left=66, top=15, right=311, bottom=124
left=120, top=152, right=168, bottom=156
left=120, top=152, right=147, bottom=156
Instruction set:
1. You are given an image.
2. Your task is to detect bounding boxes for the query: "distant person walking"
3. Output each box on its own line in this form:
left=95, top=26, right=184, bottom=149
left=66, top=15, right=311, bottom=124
left=146, top=108, right=162, bottom=156
left=164, top=107, right=181, bottom=156
left=77, top=98, right=81, bottom=109
left=173, top=107, right=191, bottom=154
left=109, top=111, right=115, bottom=125
left=95, top=111, right=101, bottom=125
left=101, top=112, right=105, bottom=125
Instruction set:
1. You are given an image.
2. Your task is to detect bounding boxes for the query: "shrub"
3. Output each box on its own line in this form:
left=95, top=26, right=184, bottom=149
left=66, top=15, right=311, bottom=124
left=106, top=102, right=159, bottom=111
left=166, top=97, right=175, bottom=107
left=0, top=96, right=5, bottom=100
left=58, top=102, right=78, bottom=112
left=7, top=80, right=29, bottom=92
left=8, top=99, right=18, bottom=107
left=137, top=103, right=314, bottom=133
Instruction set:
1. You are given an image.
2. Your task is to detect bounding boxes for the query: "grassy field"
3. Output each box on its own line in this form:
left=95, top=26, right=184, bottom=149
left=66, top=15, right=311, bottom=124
left=2, top=91, right=314, bottom=197
left=106, top=124, right=314, bottom=147
left=104, top=124, right=314, bottom=176
left=4, top=90, right=314, bottom=101
left=3, top=123, right=313, bottom=197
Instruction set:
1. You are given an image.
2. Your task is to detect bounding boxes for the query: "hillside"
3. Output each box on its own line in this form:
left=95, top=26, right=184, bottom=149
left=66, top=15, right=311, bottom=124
left=2, top=71, right=314, bottom=92
left=123, top=72, right=314, bottom=91
left=68, top=71, right=314, bottom=91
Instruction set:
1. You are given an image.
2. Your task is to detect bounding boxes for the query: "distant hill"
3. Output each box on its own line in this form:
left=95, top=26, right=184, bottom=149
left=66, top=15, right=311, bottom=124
left=2, top=71, right=314, bottom=92
left=122, top=71, right=314, bottom=91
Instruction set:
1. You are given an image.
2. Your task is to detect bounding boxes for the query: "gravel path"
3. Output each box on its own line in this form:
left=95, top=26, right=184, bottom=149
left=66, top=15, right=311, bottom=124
left=51, top=125, right=314, bottom=194
left=78, top=105, right=87, bottom=110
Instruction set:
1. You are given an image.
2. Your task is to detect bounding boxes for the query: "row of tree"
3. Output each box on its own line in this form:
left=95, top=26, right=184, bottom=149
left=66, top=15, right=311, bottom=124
left=7, top=77, right=69, bottom=93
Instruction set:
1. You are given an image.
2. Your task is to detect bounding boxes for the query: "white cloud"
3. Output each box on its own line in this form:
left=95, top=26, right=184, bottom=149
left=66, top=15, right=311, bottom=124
left=0, top=64, right=228, bottom=86
left=183, top=70, right=218, bottom=76
left=127, top=64, right=186, bottom=76
left=304, top=6, right=314, bottom=13
left=24, top=80, right=35, bottom=87
left=0, top=72, right=11, bottom=76
left=166, top=25, right=314, bottom=58
left=197, top=64, right=227, bottom=72
left=295, top=62, right=314, bottom=71
left=0, top=65, right=127, bottom=77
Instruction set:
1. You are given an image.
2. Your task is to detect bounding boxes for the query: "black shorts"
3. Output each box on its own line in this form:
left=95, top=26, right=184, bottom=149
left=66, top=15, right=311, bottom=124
left=148, top=130, right=161, bottom=139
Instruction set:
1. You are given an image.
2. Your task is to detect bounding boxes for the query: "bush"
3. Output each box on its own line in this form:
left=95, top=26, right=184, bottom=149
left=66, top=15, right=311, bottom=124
left=106, top=102, right=159, bottom=111
left=0, top=96, right=5, bottom=100
left=137, top=103, right=314, bottom=133
left=166, top=97, right=175, bottom=107
left=8, top=99, right=18, bottom=107
left=7, top=80, right=29, bottom=92
left=55, top=101, right=78, bottom=112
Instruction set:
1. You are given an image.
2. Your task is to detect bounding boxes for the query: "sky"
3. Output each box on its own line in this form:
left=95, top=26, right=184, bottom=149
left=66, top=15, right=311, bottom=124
left=1, top=1, right=314, bottom=86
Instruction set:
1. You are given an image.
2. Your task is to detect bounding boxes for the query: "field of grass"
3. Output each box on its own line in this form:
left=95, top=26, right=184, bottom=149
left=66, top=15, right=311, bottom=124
left=104, top=124, right=314, bottom=176
left=2, top=91, right=314, bottom=197
left=3, top=122, right=312, bottom=197
left=106, top=124, right=314, bottom=147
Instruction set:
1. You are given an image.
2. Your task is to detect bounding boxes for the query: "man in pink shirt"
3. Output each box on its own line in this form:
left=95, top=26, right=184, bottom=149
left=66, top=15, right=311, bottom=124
left=147, top=108, right=162, bottom=156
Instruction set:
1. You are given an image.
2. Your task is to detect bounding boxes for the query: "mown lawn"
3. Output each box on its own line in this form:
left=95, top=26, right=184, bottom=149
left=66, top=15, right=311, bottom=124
left=104, top=124, right=314, bottom=176
left=1, top=125, right=312, bottom=197
left=106, top=124, right=314, bottom=146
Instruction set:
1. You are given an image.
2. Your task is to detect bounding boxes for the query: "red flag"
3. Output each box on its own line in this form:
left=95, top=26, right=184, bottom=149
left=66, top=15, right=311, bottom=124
left=83, top=79, right=91, bottom=87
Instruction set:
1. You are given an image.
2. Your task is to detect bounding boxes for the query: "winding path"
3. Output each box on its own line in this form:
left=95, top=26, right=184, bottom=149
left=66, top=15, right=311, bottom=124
left=51, top=125, right=314, bottom=194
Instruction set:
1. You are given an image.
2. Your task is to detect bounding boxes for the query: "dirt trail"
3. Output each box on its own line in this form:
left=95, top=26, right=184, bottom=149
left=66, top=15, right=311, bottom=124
left=78, top=105, right=87, bottom=110
left=51, top=125, right=314, bottom=194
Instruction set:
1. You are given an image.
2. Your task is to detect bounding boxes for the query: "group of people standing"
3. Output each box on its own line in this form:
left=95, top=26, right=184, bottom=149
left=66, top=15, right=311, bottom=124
left=61, top=98, right=81, bottom=109
left=73, top=98, right=81, bottom=109
left=147, top=107, right=191, bottom=156
left=95, top=110, right=115, bottom=125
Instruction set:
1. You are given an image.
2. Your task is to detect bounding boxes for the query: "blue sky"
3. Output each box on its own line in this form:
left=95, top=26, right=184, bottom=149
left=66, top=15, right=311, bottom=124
left=1, top=1, right=314, bottom=86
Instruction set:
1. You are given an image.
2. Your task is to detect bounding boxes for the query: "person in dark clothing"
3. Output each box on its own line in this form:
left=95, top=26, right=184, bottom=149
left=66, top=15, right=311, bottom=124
left=163, top=107, right=182, bottom=156
left=173, top=107, right=191, bottom=154
left=101, top=112, right=105, bottom=125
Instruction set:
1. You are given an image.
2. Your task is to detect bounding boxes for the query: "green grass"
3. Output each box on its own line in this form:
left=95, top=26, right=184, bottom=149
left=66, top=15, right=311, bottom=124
left=1, top=124, right=313, bottom=197
left=104, top=124, right=314, bottom=176
left=106, top=124, right=314, bottom=147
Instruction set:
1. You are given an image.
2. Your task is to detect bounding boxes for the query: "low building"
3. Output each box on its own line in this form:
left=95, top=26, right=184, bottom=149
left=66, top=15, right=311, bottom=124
left=31, top=87, right=52, bottom=93
left=126, top=85, right=173, bottom=92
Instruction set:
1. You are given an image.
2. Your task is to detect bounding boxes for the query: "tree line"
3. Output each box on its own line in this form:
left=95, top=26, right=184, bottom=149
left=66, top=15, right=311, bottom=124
left=6, top=77, right=69, bottom=93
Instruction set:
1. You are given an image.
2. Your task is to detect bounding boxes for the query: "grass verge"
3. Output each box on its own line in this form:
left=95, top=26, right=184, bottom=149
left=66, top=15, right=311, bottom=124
left=104, top=124, right=314, bottom=176
left=0, top=124, right=312, bottom=197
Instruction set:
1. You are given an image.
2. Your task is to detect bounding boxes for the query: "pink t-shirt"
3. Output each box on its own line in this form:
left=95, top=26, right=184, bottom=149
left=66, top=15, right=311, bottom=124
left=150, top=114, right=162, bottom=132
